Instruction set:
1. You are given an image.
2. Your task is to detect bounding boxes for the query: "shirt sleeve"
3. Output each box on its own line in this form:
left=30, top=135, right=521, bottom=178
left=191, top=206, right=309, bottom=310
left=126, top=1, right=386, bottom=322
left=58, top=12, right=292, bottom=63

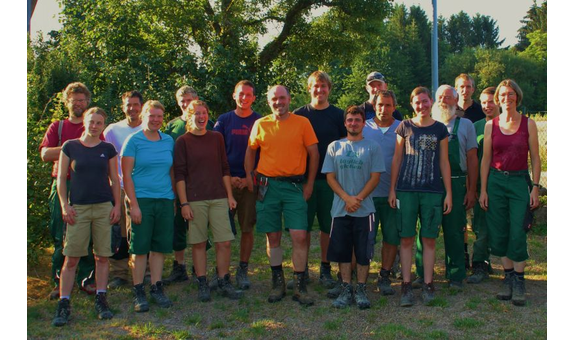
left=217, top=133, right=231, bottom=177
left=61, top=140, right=72, bottom=158
left=173, top=135, right=187, bottom=183
left=107, top=142, right=118, bottom=159
left=302, top=118, right=319, bottom=147
left=438, top=123, right=449, bottom=141
left=213, top=115, right=225, bottom=135
left=248, top=119, right=261, bottom=149
left=321, top=142, right=336, bottom=174
left=463, top=119, right=478, bottom=151
left=395, top=121, right=407, bottom=138
left=121, top=133, right=137, bottom=158
left=38, top=121, right=60, bottom=151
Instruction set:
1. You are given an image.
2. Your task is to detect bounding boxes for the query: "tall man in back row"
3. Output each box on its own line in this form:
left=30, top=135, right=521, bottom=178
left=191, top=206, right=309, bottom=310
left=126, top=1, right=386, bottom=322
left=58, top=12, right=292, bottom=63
left=360, top=71, right=403, bottom=121
left=245, top=85, right=319, bottom=306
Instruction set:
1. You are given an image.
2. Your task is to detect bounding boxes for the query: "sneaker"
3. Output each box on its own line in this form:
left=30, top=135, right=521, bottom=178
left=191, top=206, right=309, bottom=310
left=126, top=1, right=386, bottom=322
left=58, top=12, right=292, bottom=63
left=287, top=266, right=311, bottom=290
left=448, top=280, right=464, bottom=291
left=48, top=285, right=60, bottom=300
left=132, top=283, right=149, bottom=313
left=268, top=269, right=286, bottom=303
left=412, top=277, right=424, bottom=289
left=218, top=273, right=244, bottom=300
left=197, top=276, right=211, bottom=302
left=95, top=292, right=114, bottom=319
left=377, top=269, right=395, bottom=296
left=319, top=265, right=337, bottom=289
left=467, top=262, right=489, bottom=284
left=163, top=261, right=189, bottom=285
left=511, top=276, right=526, bottom=306
left=327, top=272, right=343, bottom=299
left=236, top=265, right=251, bottom=290
left=354, top=283, right=371, bottom=309
left=496, top=272, right=514, bottom=301
left=150, top=281, right=173, bottom=308
left=52, top=298, right=71, bottom=327
left=400, top=282, right=414, bottom=307
left=422, top=282, right=436, bottom=306
left=79, top=282, right=97, bottom=295
left=107, top=277, right=129, bottom=289
left=292, top=272, right=314, bottom=306
left=332, top=283, right=353, bottom=308
left=209, top=270, right=219, bottom=292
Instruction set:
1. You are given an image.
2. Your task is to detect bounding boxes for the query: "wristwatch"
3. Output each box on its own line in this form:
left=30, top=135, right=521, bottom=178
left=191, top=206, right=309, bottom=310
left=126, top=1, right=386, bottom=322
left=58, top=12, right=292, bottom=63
left=532, top=183, right=542, bottom=189
left=180, top=202, right=190, bottom=208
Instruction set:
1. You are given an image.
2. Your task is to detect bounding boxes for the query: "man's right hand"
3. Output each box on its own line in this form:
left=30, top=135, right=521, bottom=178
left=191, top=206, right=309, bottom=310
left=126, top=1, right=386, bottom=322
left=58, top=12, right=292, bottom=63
left=130, top=205, right=142, bottom=224
left=181, top=205, right=194, bottom=221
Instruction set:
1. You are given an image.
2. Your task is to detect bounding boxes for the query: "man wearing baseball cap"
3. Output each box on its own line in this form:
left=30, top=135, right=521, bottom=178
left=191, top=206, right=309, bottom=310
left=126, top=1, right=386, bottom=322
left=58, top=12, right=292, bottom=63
left=360, top=72, right=403, bottom=121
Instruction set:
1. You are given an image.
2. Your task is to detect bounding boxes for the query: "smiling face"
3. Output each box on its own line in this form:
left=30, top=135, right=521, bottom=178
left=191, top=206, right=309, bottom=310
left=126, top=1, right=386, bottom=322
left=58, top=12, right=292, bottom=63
left=411, top=93, right=433, bottom=118
left=345, top=112, right=365, bottom=137
left=455, top=78, right=475, bottom=102
left=480, top=93, right=499, bottom=120
left=309, top=78, right=330, bottom=107
left=267, top=85, right=291, bottom=118
left=143, top=107, right=164, bottom=132
left=83, top=112, right=105, bottom=138
left=497, top=86, right=517, bottom=112
left=178, top=93, right=197, bottom=115
left=67, top=93, right=89, bottom=118
left=233, top=84, right=255, bottom=111
left=188, top=104, right=209, bottom=132
left=123, top=96, right=142, bottom=122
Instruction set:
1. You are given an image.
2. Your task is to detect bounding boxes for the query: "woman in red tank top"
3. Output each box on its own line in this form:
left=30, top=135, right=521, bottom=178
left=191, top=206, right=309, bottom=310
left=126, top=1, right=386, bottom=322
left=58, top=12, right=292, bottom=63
left=478, top=79, right=541, bottom=306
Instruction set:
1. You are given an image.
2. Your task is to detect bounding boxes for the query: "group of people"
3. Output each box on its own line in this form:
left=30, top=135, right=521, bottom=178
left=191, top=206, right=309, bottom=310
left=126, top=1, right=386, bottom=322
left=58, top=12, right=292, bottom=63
left=39, top=70, right=540, bottom=327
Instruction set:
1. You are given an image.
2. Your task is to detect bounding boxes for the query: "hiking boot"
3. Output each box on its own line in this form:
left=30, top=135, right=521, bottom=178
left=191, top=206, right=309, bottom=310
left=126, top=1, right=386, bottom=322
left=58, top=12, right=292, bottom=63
left=412, top=276, right=424, bottom=289
left=95, top=292, right=114, bottom=320
left=107, top=277, right=129, bottom=290
left=327, top=272, right=343, bottom=299
left=79, top=282, right=97, bottom=295
left=496, top=272, right=514, bottom=301
left=163, top=260, right=189, bottom=285
left=52, top=298, right=71, bottom=327
left=319, top=265, right=337, bottom=289
left=400, top=282, right=415, bottom=307
left=467, top=262, right=489, bottom=284
left=354, top=283, right=371, bottom=309
left=236, top=265, right=251, bottom=290
left=218, top=273, right=244, bottom=300
left=287, top=266, right=311, bottom=290
left=332, top=283, right=353, bottom=308
left=197, top=276, right=211, bottom=302
left=292, top=272, right=314, bottom=306
left=268, top=269, right=286, bottom=303
left=150, top=281, right=173, bottom=308
left=448, top=280, right=464, bottom=291
left=132, top=283, right=149, bottom=312
left=377, top=269, right=395, bottom=296
left=422, top=282, right=436, bottom=306
left=512, top=276, right=526, bottom=306
left=209, top=270, right=220, bottom=292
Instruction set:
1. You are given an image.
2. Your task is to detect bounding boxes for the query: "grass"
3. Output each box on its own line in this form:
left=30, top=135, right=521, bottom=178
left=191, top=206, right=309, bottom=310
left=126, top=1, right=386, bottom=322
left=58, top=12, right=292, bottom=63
left=27, top=217, right=547, bottom=339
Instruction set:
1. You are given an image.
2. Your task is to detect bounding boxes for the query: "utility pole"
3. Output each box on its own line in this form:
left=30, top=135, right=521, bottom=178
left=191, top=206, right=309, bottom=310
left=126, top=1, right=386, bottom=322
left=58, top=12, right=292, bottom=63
left=431, top=0, right=438, bottom=98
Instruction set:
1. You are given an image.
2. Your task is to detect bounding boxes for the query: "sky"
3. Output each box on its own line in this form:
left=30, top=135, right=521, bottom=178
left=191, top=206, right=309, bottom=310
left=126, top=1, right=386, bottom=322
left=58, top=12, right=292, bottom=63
left=29, top=0, right=543, bottom=48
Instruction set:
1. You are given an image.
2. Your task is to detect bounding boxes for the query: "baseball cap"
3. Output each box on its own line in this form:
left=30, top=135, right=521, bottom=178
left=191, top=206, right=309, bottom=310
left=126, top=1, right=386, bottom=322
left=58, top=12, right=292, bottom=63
left=366, top=72, right=386, bottom=85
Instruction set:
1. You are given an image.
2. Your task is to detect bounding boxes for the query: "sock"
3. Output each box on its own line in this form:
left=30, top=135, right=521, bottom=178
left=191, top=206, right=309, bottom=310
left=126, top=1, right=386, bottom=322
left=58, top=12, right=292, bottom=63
left=271, top=265, right=283, bottom=271
left=96, top=290, right=106, bottom=295
left=294, top=271, right=305, bottom=275
left=504, top=268, right=515, bottom=277
left=515, top=271, right=525, bottom=281
left=239, top=261, right=248, bottom=268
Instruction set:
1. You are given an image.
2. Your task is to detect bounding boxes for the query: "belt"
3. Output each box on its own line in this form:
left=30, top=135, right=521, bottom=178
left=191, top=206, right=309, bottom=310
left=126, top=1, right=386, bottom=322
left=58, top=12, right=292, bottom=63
left=256, top=174, right=306, bottom=184
left=490, top=167, right=529, bottom=176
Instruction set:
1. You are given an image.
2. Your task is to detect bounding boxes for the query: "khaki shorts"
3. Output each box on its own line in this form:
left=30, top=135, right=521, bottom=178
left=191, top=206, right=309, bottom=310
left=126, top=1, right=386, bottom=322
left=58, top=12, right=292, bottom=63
left=232, top=187, right=257, bottom=233
left=188, top=199, right=235, bottom=244
left=63, top=202, right=113, bottom=257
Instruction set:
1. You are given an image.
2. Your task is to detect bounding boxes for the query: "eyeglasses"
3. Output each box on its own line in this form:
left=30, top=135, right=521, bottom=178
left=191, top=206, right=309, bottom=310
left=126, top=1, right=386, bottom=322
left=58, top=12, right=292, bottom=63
left=367, top=73, right=385, bottom=82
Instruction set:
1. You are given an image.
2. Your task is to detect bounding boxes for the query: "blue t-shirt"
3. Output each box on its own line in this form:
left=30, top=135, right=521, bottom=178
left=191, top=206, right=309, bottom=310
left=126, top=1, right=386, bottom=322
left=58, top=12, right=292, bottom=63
left=213, top=110, right=261, bottom=178
left=395, top=120, right=449, bottom=193
left=121, top=130, right=175, bottom=199
left=62, top=139, right=117, bottom=205
left=362, top=119, right=401, bottom=198
left=322, top=138, right=385, bottom=218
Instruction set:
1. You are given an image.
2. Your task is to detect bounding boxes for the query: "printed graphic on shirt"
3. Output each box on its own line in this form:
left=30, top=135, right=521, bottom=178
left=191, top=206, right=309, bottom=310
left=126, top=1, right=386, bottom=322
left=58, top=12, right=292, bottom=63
left=401, top=133, right=439, bottom=188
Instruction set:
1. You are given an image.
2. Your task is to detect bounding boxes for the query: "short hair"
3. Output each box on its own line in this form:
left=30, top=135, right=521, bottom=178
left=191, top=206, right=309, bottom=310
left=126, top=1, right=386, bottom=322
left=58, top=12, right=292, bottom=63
left=494, top=79, right=523, bottom=107
left=410, top=86, right=432, bottom=103
left=175, top=85, right=198, bottom=100
left=481, top=86, right=496, bottom=96
left=345, top=105, right=365, bottom=122
left=435, top=84, right=458, bottom=101
left=374, top=90, right=397, bottom=107
left=234, top=80, right=255, bottom=93
left=84, top=107, right=107, bottom=120
left=186, top=100, right=210, bottom=131
left=63, top=82, right=91, bottom=103
left=455, top=73, right=475, bottom=88
left=267, top=85, right=291, bottom=99
left=141, top=100, right=165, bottom=119
left=121, top=90, right=143, bottom=104
left=307, top=71, right=332, bottom=90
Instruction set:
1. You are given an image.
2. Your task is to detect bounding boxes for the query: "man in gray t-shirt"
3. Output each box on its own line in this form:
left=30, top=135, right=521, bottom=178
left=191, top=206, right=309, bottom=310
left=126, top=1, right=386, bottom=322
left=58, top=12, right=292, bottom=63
left=321, top=106, right=384, bottom=309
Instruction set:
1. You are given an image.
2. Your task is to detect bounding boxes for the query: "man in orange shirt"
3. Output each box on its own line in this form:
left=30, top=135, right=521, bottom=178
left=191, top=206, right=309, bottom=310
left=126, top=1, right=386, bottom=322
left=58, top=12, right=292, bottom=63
left=245, top=85, right=319, bottom=306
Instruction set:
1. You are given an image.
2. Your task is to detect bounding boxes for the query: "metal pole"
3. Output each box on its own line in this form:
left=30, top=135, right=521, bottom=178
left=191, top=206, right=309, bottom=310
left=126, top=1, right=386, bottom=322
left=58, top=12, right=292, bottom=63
left=431, top=0, right=438, bottom=98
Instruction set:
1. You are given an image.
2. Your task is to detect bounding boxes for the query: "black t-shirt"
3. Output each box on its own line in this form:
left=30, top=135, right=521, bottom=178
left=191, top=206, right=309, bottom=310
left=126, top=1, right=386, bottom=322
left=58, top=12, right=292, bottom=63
left=62, top=139, right=117, bottom=205
left=360, top=101, right=404, bottom=121
left=462, top=101, right=485, bottom=123
left=294, top=104, right=346, bottom=180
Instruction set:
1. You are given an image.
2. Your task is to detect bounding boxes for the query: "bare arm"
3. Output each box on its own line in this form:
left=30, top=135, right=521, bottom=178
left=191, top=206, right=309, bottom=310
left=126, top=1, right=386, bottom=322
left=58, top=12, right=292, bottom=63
left=223, top=175, right=237, bottom=210
left=439, top=138, right=452, bottom=214
left=244, top=146, right=258, bottom=192
left=528, top=118, right=541, bottom=209
left=57, top=151, right=76, bottom=225
left=121, top=156, right=141, bottom=224
left=326, top=172, right=360, bottom=213
left=464, top=148, right=478, bottom=210
left=176, top=180, right=193, bottom=221
left=108, top=156, right=121, bottom=224
left=303, top=144, right=319, bottom=201
left=479, top=122, right=493, bottom=210
left=388, top=135, right=405, bottom=208
left=41, top=146, right=62, bottom=162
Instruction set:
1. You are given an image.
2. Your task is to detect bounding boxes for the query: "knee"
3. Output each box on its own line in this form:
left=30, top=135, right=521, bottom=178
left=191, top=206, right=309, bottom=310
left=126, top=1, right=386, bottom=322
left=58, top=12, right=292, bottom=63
left=94, top=255, right=109, bottom=265
left=401, top=237, right=414, bottom=248
left=216, top=241, right=231, bottom=251
left=422, top=237, right=436, bottom=248
left=63, top=257, right=80, bottom=269
left=291, top=233, right=307, bottom=247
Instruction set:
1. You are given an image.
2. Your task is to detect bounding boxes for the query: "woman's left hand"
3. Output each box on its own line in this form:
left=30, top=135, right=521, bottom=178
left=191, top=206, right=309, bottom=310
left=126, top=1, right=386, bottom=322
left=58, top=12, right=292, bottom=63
left=228, top=196, right=237, bottom=210
left=110, top=205, right=121, bottom=224
left=530, top=187, right=540, bottom=210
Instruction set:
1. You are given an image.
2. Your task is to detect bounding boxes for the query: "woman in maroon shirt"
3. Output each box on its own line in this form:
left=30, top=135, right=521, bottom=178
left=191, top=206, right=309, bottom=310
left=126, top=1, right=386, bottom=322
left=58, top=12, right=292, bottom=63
left=479, top=79, right=541, bottom=306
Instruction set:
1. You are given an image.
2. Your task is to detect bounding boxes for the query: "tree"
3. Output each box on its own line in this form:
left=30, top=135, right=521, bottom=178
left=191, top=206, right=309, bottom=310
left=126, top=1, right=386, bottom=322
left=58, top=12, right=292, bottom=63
left=516, top=0, right=547, bottom=51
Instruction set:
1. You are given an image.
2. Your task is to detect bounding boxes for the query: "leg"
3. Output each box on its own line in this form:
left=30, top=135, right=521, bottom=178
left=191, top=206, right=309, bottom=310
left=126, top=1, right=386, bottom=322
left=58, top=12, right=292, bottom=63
left=400, top=237, right=415, bottom=283
left=192, top=242, right=208, bottom=276
left=59, top=256, right=80, bottom=297
left=215, top=241, right=232, bottom=277
left=94, top=256, right=110, bottom=291
left=131, top=254, right=147, bottom=285
left=290, top=230, right=308, bottom=272
left=148, top=251, right=164, bottom=284
left=421, top=237, right=436, bottom=284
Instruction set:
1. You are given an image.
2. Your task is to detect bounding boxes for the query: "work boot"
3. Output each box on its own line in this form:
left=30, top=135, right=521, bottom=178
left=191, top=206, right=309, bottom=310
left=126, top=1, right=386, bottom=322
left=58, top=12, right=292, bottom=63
left=268, top=269, right=286, bottom=303
left=332, top=282, right=353, bottom=308
left=467, top=262, right=489, bottom=284
left=48, top=285, right=60, bottom=300
left=236, top=264, right=251, bottom=290
left=448, top=280, right=464, bottom=291
left=217, top=273, right=244, bottom=300
left=319, top=264, right=337, bottom=289
left=292, top=272, right=314, bottom=306
left=163, top=260, right=189, bottom=285
left=327, top=272, right=343, bottom=299
left=52, top=298, right=71, bottom=327
left=132, top=283, right=149, bottom=313
left=287, top=265, right=311, bottom=290
left=496, top=271, right=514, bottom=301
left=95, top=292, right=113, bottom=320
left=197, top=276, right=211, bottom=302
left=377, top=269, right=395, bottom=296
left=107, top=277, right=129, bottom=289
left=354, top=283, right=371, bottom=309
left=512, top=276, right=526, bottom=306
left=412, top=276, right=424, bottom=289
left=150, top=281, right=173, bottom=308
left=400, top=282, right=414, bottom=307
left=422, top=282, right=436, bottom=306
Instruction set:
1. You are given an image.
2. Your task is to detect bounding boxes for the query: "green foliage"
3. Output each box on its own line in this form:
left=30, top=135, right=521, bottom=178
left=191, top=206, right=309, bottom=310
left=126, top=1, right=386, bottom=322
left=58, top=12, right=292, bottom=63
left=516, top=0, right=547, bottom=51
